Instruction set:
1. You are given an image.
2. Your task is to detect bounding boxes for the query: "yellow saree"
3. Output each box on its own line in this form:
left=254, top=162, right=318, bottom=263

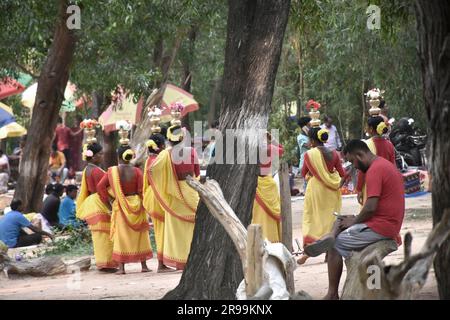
left=143, top=155, right=165, bottom=262
left=302, top=148, right=342, bottom=246
left=108, top=167, right=152, bottom=263
left=76, top=169, right=117, bottom=269
left=252, top=175, right=282, bottom=243
left=148, top=149, right=199, bottom=270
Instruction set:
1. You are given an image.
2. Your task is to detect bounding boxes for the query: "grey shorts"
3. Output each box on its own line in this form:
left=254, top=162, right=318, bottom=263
left=334, top=223, right=390, bottom=258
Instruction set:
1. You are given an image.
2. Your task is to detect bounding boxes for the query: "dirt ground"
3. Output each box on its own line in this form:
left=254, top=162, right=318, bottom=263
left=0, top=193, right=437, bottom=300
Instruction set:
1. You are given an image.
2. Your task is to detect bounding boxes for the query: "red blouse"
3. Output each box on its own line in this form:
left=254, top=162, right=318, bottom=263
left=97, top=166, right=143, bottom=205
left=86, top=166, right=106, bottom=194
left=171, top=147, right=200, bottom=177
left=260, top=144, right=284, bottom=176
left=356, top=137, right=396, bottom=192
left=302, top=149, right=345, bottom=178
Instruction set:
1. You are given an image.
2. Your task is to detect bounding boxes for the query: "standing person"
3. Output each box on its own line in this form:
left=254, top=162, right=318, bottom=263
left=304, top=140, right=404, bottom=300
left=147, top=125, right=200, bottom=270
left=298, top=127, right=346, bottom=265
left=41, top=183, right=65, bottom=228
left=57, top=185, right=80, bottom=227
left=97, top=144, right=152, bottom=275
left=0, top=150, right=10, bottom=194
left=321, top=115, right=342, bottom=151
left=0, top=200, right=53, bottom=248
left=251, top=132, right=283, bottom=243
left=76, top=142, right=117, bottom=272
left=297, top=116, right=312, bottom=196
left=54, top=116, right=71, bottom=169
left=69, top=116, right=84, bottom=175
left=48, top=144, right=69, bottom=184
left=356, top=116, right=396, bottom=205
left=143, top=133, right=174, bottom=273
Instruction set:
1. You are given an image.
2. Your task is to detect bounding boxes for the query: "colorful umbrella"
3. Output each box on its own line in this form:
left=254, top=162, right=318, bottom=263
left=0, top=77, right=25, bottom=100
left=99, top=96, right=144, bottom=133
left=160, top=84, right=199, bottom=122
left=21, top=81, right=85, bottom=110
left=0, top=102, right=26, bottom=139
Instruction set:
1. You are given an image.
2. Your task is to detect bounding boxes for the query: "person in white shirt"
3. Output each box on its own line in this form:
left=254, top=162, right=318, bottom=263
left=0, top=150, right=10, bottom=194
left=321, top=115, right=342, bottom=151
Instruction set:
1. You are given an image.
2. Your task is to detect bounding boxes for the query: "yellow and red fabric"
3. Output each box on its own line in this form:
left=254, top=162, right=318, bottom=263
left=302, top=148, right=342, bottom=246
left=76, top=169, right=117, bottom=269
left=147, top=148, right=199, bottom=270
left=108, top=167, right=152, bottom=263
left=252, top=175, right=282, bottom=243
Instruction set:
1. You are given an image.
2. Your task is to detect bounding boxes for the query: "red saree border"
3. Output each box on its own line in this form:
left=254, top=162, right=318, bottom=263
left=255, top=192, right=281, bottom=222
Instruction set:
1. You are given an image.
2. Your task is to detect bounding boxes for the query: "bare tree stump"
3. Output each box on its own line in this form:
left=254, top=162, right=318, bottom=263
left=246, top=225, right=265, bottom=297
left=186, top=176, right=301, bottom=300
left=341, top=239, right=398, bottom=300
left=278, top=162, right=295, bottom=295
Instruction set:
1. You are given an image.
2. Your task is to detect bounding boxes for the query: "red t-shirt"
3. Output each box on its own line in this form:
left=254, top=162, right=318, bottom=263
left=55, top=125, right=71, bottom=151
left=356, top=137, right=396, bottom=191
left=365, top=157, right=405, bottom=239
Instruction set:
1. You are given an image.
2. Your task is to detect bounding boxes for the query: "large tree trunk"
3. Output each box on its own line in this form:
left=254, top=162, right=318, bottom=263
left=14, top=0, right=76, bottom=212
left=415, top=0, right=450, bottom=299
left=163, top=0, right=291, bottom=300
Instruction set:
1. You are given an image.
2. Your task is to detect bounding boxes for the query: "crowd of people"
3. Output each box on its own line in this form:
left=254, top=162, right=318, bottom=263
left=0, top=93, right=406, bottom=298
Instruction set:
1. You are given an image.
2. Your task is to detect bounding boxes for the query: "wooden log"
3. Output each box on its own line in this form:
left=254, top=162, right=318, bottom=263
left=341, top=239, right=398, bottom=300
left=0, top=252, right=92, bottom=278
left=246, top=225, right=265, bottom=297
left=278, top=162, right=295, bottom=295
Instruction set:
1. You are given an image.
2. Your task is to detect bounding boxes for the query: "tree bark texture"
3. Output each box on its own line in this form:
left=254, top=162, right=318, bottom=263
left=14, top=0, right=77, bottom=212
left=163, top=0, right=291, bottom=300
left=415, top=0, right=450, bottom=299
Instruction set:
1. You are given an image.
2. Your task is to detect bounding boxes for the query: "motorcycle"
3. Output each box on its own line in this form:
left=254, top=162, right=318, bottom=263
left=389, top=117, right=427, bottom=169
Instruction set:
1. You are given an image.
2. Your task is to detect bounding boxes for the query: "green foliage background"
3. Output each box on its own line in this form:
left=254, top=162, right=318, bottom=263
left=0, top=0, right=425, bottom=165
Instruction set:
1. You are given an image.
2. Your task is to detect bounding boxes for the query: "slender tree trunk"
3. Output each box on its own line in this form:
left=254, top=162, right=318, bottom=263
left=207, top=78, right=222, bottom=127
left=181, top=26, right=197, bottom=130
left=163, top=0, right=291, bottom=300
left=14, top=0, right=76, bottom=212
left=415, top=0, right=450, bottom=299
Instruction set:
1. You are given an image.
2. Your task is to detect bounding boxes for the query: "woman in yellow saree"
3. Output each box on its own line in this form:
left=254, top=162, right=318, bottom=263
left=147, top=125, right=199, bottom=270
left=97, top=145, right=152, bottom=274
left=142, top=133, right=174, bottom=273
left=298, top=127, right=345, bottom=265
left=252, top=138, right=283, bottom=243
left=76, top=143, right=117, bottom=271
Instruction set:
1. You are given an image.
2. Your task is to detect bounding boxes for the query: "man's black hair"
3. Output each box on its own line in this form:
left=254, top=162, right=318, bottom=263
left=10, top=199, right=22, bottom=211
left=343, top=139, right=371, bottom=155
left=66, top=185, right=78, bottom=193
left=53, top=183, right=65, bottom=194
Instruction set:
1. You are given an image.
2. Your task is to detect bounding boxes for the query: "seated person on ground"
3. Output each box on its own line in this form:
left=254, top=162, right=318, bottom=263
left=58, top=184, right=82, bottom=228
left=304, top=139, right=405, bottom=300
left=0, top=200, right=53, bottom=248
left=41, top=183, right=65, bottom=228
left=48, top=144, right=69, bottom=184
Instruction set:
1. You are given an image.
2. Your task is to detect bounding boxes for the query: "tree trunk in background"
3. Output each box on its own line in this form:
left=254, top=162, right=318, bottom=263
left=163, top=0, right=291, bottom=300
left=181, top=26, right=197, bottom=130
left=207, top=78, right=222, bottom=127
left=14, top=0, right=76, bottom=212
left=415, top=0, right=450, bottom=299
left=102, top=131, right=117, bottom=169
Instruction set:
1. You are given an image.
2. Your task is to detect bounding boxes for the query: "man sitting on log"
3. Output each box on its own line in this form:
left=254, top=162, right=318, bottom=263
left=304, top=139, right=405, bottom=300
left=0, top=200, right=54, bottom=248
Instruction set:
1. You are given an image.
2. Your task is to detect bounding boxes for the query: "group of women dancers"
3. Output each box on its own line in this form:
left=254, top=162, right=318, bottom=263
left=75, top=125, right=199, bottom=274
